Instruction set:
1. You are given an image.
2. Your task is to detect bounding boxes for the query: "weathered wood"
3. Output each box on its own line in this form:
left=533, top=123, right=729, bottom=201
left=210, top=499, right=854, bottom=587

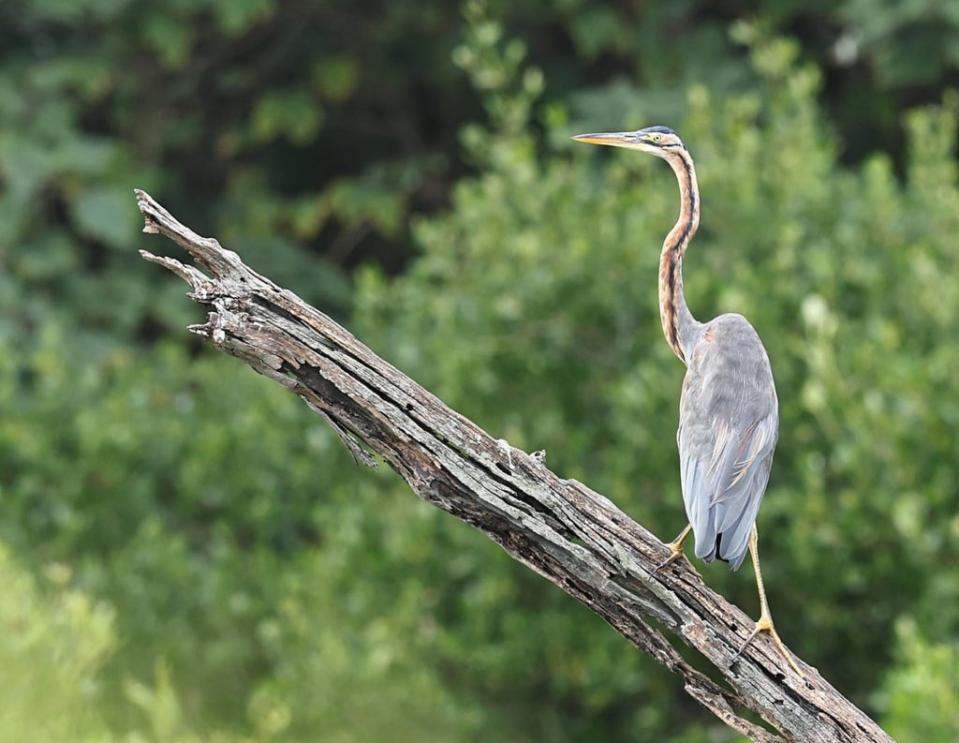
left=135, top=189, right=894, bottom=743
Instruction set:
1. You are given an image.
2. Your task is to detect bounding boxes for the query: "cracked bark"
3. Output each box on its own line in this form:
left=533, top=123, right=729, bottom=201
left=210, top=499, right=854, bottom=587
left=135, top=189, right=894, bottom=743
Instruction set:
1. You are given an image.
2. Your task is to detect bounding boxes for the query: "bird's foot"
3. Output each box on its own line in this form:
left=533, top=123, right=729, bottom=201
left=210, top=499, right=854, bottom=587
left=731, top=612, right=805, bottom=679
left=654, top=541, right=688, bottom=573
left=654, top=525, right=692, bottom=573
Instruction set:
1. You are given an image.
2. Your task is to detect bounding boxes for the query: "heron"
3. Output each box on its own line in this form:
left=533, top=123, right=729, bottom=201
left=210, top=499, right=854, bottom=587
left=573, top=126, right=803, bottom=677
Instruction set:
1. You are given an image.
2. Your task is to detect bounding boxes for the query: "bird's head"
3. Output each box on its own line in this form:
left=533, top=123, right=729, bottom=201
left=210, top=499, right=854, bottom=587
left=572, top=125, right=685, bottom=159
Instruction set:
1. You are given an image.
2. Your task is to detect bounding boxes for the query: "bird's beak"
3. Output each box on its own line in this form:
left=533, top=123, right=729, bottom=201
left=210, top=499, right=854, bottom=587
left=572, top=132, right=635, bottom=148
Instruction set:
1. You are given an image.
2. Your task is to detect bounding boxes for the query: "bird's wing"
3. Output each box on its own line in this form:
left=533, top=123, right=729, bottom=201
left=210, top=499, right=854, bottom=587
left=677, top=318, right=778, bottom=570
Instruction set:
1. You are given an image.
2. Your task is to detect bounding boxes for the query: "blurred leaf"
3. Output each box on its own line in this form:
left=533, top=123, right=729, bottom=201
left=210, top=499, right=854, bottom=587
left=0, top=543, right=115, bottom=741
left=215, top=0, right=276, bottom=35
left=251, top=91, right=323, bottom=145
left=13, top=234, right=78, bottom=280
left=71, top=186, right=138, bottom=249
left=880, top=619, right=959, bottom=742
left=312, top=56, right=361, bottom=101
left=142, top=12, right=194, bottom=69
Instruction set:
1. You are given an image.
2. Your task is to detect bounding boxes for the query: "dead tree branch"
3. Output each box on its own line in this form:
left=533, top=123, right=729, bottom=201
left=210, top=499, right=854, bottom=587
left=135, top=189, right=893, bottom=743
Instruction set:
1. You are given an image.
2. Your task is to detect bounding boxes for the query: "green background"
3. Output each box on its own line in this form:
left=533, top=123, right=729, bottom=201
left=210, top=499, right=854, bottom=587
left=1, top=0, right=957, bottom=740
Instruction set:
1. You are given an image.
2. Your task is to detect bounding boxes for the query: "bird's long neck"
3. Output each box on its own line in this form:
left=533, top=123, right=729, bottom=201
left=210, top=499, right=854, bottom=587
left=658, top=149, right=700, bottom=363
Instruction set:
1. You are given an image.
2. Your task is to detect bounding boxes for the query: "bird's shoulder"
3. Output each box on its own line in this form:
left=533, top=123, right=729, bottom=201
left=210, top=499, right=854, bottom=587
left=694, top=313, right=765, bottom=350
left=686, top=314, right=774, bottom=381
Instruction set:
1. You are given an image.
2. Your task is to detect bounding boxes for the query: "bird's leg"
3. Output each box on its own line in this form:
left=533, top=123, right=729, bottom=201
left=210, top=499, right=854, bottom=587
left=655, top=524, right=692, bottom=572
left=731, top=526, right=804, bottom=678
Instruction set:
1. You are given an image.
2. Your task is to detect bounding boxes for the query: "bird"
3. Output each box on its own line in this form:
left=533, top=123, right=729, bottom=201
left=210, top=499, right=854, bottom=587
left=572, top=125, right=803, bottom=678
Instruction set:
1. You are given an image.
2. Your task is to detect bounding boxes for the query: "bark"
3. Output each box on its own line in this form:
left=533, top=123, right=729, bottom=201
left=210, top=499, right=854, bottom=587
left=135, top=189, right=894, bottom=743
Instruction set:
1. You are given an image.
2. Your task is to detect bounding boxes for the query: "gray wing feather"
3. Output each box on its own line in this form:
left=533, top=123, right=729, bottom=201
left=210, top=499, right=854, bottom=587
left=677, top=315, right=778, bottom=570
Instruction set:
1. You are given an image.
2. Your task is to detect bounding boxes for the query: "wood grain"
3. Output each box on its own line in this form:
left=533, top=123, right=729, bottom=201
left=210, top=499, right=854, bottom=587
left=136, top=189, right=894, bottom=743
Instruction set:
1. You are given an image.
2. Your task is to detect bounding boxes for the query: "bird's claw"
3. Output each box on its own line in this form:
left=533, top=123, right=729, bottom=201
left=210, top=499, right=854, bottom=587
left=654, top=545, right=687, bottom=573
left=655, top=526, right=692, bottom=573
left=731, top=614, right=805, bottom=679
left=653, top=549, right=683, bottom=573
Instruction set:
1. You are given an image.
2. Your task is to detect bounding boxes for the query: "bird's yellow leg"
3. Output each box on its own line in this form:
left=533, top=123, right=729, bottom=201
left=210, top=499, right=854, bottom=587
left=655, top=524, right=692, bottom=572
left=732, top=526, right=804, bottom=678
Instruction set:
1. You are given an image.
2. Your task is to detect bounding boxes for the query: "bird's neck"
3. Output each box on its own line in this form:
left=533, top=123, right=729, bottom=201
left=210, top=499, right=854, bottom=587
left=658, top=149, right=700, bottom=363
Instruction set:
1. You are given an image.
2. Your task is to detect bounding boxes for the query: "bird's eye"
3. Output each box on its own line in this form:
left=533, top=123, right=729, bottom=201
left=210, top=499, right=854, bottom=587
left=650, top=133, right=662, bottom=142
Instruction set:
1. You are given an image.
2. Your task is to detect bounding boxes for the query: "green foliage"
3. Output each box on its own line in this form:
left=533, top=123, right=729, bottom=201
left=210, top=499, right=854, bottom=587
left=880, top=619, right=959, bottom=741
left=5, top=0, right=959, bottom=349
left=0, top=544, right=114, bottom=742
left=2, top=2, right=958, bottom=741
left=356, top=23, right=959, bottom=735
left=841, top=0, right=959, bottom=86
